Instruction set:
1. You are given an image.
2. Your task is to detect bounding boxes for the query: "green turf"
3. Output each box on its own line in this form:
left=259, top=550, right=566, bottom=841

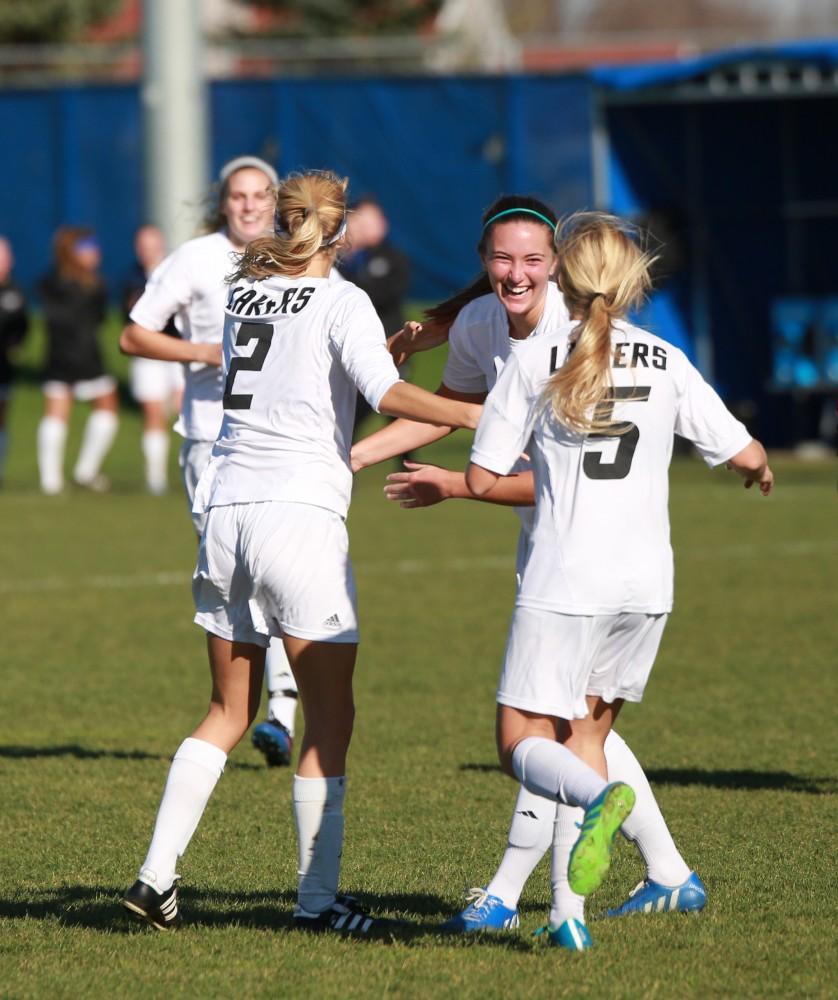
left=1, top=314, right=836, bottom=998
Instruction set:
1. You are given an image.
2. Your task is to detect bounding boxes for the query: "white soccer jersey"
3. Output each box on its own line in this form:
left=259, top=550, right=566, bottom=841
left=442, top=282, right=570, bottom=396
left=193, top=276, right=400, bottom=519
left=443, top=282, right=571, bottom=530
left=470, top=318, right=753, bottom=614
left=130, top=231, right=235, bottom=442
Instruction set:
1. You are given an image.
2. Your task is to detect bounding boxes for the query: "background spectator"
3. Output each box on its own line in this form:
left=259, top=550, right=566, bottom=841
left=36, top=226, right=119, bottom=494
left=122, top=224, right=183, bottom=495
left=341, top=197, right=411, bottom=432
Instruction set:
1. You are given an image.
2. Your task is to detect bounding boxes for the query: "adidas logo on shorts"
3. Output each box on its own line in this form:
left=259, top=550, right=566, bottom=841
left=323, top=613, right=341, bottom=628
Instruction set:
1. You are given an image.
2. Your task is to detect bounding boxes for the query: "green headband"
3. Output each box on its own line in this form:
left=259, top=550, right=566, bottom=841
left=482, top=207, right=557, bottom=232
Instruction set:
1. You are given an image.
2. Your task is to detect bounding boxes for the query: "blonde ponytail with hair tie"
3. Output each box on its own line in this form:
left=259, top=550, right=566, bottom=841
left=543, top=212, right=656, bottom=435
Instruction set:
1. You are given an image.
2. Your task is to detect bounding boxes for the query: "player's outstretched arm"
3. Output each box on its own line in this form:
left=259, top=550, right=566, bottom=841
left=726, top=440, right=774, bottom=495
left=351, top=418, right=450, bottom=473
left=351, top=384, right=486, bottom=472
left=120, top=323, right=221, bottom=366
left=385, top=461, right=535, bottom=509
left=378, top=382, right=481, bottom=432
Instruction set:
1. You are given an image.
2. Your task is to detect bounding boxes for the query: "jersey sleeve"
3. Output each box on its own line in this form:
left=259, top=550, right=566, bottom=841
left=470, top=351, right=539, bottom=474
left=331, top=289, right=400, bottom=411
left=674, top=358, right=752, bottom=466
left=442, top=315, right=488, bottom=395
left=129, top=246, right=195, bottom=333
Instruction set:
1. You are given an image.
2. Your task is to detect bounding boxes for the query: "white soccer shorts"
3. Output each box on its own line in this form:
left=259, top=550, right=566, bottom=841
left=42, top=375, right=117, bottom=401
left=130, top=357, right=184, bottom=403
left=179, top=438, right=214, bottom=535
left=497, top=607, right=668, bottom=720
left=193, top=500, right=360, bottom=647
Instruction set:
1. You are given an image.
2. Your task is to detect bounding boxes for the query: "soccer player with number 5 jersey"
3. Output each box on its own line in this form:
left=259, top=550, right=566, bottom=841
left=354, top=198, right=710, bottom=946
left=466, top=213, right=773, bottom=947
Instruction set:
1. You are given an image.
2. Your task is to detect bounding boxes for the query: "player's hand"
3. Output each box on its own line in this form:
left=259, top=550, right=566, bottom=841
left=384, top=461, right=457, bottom=508
left=387, top=320, right=449, bottom=367
left=743, top=464, right=774, bottom=496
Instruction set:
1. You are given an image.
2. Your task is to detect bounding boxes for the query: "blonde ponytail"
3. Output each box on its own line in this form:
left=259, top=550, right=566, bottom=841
left=230, top=170, right=348, bottom=281
left=543, top=213, right=655, bottom=435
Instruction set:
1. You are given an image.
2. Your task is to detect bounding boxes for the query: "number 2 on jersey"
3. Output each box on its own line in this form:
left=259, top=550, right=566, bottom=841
left=223, top=322, right=273, bottom=410
left=583, top=386, right=651, bottom=480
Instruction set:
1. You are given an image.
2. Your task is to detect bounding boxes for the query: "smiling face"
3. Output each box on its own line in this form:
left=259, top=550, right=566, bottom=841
left=222, top=167, right=276, bottom=249
left=482, top=220, right=557, bottom=335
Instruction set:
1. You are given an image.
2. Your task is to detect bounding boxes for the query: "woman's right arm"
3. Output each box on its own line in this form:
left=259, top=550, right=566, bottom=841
left=377, top=381, right=482, bottom=434
left=120, top=323, right=221, bottom=366
left=350, top=384, right=486, bottom=472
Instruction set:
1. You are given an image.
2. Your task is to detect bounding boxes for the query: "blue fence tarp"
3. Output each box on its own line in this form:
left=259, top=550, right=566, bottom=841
left=1, top=45, right=835, bottom=442
left=4, top=74, right=592, bottom=305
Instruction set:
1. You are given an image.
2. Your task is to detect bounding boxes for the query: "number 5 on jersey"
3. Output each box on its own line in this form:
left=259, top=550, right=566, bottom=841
left=223, top=321, right=273, bottom=410
left=583, top=387, right=651, bottom=480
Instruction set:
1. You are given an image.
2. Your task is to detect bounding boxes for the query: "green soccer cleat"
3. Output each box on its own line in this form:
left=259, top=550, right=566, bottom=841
left=568, top=782, right=636, bottom=896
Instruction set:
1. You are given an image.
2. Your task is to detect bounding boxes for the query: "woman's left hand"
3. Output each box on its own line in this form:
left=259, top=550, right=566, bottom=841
left=384, top=462, right=458, bottom=508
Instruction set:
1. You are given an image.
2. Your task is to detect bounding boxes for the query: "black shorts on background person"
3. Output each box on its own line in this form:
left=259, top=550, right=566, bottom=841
left=36, top=227, right=119, bottom=494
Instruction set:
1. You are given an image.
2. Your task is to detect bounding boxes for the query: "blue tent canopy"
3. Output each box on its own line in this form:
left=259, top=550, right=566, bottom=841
left=591, top=38, right=838, bottom=91
left=589, top=39, right=838, bottom=443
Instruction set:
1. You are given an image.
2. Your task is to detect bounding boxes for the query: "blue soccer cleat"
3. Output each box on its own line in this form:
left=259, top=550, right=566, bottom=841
left=607, top=872, right=707, bottom=917
left=568, top=782, right=636, bottom=896
left=534, top=918, right=593, bottom=951
left=251, top=718, right=293, bottom=767
left=440, top=888, right=520, bottom=934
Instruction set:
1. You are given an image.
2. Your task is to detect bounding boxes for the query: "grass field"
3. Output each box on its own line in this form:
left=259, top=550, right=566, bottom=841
left=1, top=316, right=836, bottom=998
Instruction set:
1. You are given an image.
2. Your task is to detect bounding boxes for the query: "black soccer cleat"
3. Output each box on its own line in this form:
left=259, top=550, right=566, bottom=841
left=122, top=877, right=182, bottom=930
left=293, top=896, right=401, bottom=939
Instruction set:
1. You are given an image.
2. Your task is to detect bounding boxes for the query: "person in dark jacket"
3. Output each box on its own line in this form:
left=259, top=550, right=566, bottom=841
left=37, top=226, right=118, bottom=494
left=0, top=236, right=30, bottom=486
left=341, top=198, right=412, bottom=432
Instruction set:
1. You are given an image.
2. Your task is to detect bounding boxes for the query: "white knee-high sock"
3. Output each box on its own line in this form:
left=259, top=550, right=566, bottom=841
left=265, top=641, right=298, bottom=737
left=604, top=730, right=691, bottom=886
left=512, top=737, right=608, bottom=809
left=140, top=737, right=227, bottom=893
left=550, top=804, right=586, bottom=926
left=141, top=428, right=169, bottom=494
left=37, top=416, right=67, bottom=494
left=485, top=785, right=555, bottom=908
left=293, top=775, right=346, bottom=915
left=73, top=410, right=117, bottom=483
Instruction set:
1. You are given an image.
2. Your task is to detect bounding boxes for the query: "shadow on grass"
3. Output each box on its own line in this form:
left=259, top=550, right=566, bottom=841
left=459, top=762, right=835, bottom=795
left=0, top=744, right=262, bottom=771
left=645, top=768, right=836, bottom=795
left=0, top=885, right=532, bottom=948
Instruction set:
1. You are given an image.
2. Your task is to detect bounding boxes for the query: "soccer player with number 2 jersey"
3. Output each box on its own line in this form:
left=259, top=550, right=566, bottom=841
left=122, top=170, right=482, bottom=935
